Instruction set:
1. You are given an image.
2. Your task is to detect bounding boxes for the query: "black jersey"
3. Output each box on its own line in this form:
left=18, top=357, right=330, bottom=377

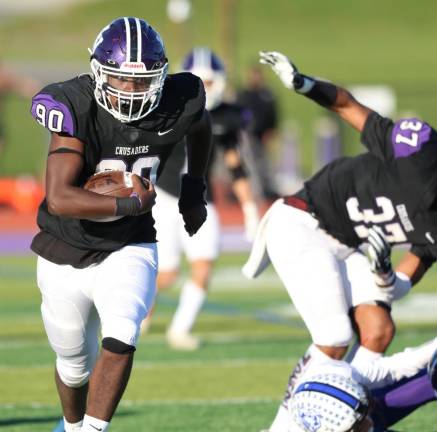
left=304, top=112, right=437, bottom=264
left=157, top=101, right=247, bottom=201
left=30, top=72, right=205, bottom=268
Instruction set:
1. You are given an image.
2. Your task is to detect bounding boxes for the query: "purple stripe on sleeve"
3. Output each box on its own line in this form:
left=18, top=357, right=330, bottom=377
left=31, top=93, right=74, bottom=136
left=391, top=118, right=431, bottom=158
left=371, top=370, right=436, bottom=428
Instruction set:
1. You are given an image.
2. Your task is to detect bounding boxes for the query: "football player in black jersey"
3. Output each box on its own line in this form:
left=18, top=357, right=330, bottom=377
left=30, top=18, right=211, bottom=432
left=243, top=50, right=437, bottom=432
left=146, top=47, right=259, bottom=350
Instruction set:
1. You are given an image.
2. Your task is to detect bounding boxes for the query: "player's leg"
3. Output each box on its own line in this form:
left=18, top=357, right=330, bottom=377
left=264, top=203, right=354, bottom=431
left=37, top=257, right=100, bottom=432
left=141, top=187, right=182, bottom=333
left=266, top=203, right=353, bottom=358
left=166, top=203, right=220, bottom=350
left=342, top=251, right=396, bottom=368
left=167, top=259, right=213, bottom=350
left=83, top=243, right=157, bottom=430
left=153, top=186, right=183, bottom=290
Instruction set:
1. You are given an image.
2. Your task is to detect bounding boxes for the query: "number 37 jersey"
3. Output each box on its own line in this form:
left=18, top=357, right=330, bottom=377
left=30, top=73, right=205, bottom=268
left=305, top=112, right=437, bottom=264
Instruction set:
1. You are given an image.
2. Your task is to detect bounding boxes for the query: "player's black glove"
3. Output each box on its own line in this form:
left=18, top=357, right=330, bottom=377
left=178, top=174, right=207, bottom=236
left=367, top=226, right=395, bottom=286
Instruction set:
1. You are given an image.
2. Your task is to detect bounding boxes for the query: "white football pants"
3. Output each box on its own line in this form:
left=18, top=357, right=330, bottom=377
left=36, top=243, right=157, bottom=387
left=153, top=187, right=220, bottom=270
left=265, top=202, right=393, bottom=347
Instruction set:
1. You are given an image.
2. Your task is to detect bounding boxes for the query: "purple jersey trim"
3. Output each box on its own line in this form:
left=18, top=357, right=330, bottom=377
left=391, top=118, right=431, bottom=158
left=31, top=93, right=74, bottom=136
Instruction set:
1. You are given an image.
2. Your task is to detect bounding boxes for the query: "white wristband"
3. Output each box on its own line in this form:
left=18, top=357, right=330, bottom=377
left=375, top=271, right=412, bottom=305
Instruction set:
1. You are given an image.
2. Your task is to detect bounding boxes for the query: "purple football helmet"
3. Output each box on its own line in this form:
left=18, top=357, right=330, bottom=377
left=90, top=17, right=168, bottom=122
left=182, top=47, right=226, bottom=110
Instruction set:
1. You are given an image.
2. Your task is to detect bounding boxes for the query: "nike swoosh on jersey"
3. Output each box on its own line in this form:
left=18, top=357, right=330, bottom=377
left=90, top=425, right=103, bottom=431
left=425, top=232, right=435, bottom=244
left=157, top=129, right=173, bottom=136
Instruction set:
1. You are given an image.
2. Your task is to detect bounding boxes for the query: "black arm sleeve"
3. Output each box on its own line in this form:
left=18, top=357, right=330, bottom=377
left=294, top=74, right=337, bottom=107
left=410, top=244, right=436, bottom=270
left=360, top=112, right=395, bottom=161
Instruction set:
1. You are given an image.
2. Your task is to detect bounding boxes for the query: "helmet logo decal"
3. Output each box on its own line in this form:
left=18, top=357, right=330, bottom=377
left=121, top=62, right=146, bottom=70
left=298, top=409, right=322, bottom=432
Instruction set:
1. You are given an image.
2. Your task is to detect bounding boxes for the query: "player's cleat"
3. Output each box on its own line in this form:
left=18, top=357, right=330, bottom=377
left=166, top=330, right=200, bottom=351
left=428, top=348, right=437, bottom=392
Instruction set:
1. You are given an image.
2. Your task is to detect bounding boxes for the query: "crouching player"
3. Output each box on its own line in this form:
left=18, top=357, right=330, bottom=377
left=263, top=339, right=437, bottom=432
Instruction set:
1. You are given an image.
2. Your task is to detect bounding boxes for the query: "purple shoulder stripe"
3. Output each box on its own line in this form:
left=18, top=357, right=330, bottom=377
left=391, top=118, right=431, bottom=158
left=31, top=93, right=74, bottom=136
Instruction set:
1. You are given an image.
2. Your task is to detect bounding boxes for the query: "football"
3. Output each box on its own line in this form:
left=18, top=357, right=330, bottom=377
left=83, top=170, right=135, bottom=222
left=84, top=170, right=135, bottom=197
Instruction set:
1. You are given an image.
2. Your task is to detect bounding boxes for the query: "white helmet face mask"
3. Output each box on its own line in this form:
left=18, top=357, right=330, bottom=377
left=289, top=367, right=370, bottom=432
left=91, top=58, right=168, bottom=122
left=90, top=17, right=168, bottom=123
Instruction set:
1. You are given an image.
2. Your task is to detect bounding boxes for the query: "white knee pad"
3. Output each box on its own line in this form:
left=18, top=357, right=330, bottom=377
left=40, top=301, right=99, bottom=388
left=56, top=355, right=94, bottom=388
left=311, top=314, right=354, bottom=347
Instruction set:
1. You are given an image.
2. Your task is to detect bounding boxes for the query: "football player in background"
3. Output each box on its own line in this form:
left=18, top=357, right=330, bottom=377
left=237, top=63, right=280, bottom=201
left=243, top=50, right=437, bottom=432
left=149, top=47, right=260, bottom=350
left=30, top=17, right=211, bottom=432
left=264, top=340, right=437, bottom=432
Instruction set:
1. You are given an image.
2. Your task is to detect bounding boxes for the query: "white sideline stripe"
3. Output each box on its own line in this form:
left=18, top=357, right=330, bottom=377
left=120, top=396, right=278, bottom=407
left=0, top=332, right=293, bottom=349
left=0, top=357, right=289, bottom=371
left=0, top=396, right=278, bottom=410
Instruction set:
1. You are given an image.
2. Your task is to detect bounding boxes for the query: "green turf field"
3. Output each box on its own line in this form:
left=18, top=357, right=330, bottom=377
left=1, top=253, right=436, bottom=431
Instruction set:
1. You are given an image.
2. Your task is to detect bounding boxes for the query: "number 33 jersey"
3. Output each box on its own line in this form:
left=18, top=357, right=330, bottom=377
left=304, top=112, right=437, bottom=264
left=30, top=73, right=205, bottom=268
